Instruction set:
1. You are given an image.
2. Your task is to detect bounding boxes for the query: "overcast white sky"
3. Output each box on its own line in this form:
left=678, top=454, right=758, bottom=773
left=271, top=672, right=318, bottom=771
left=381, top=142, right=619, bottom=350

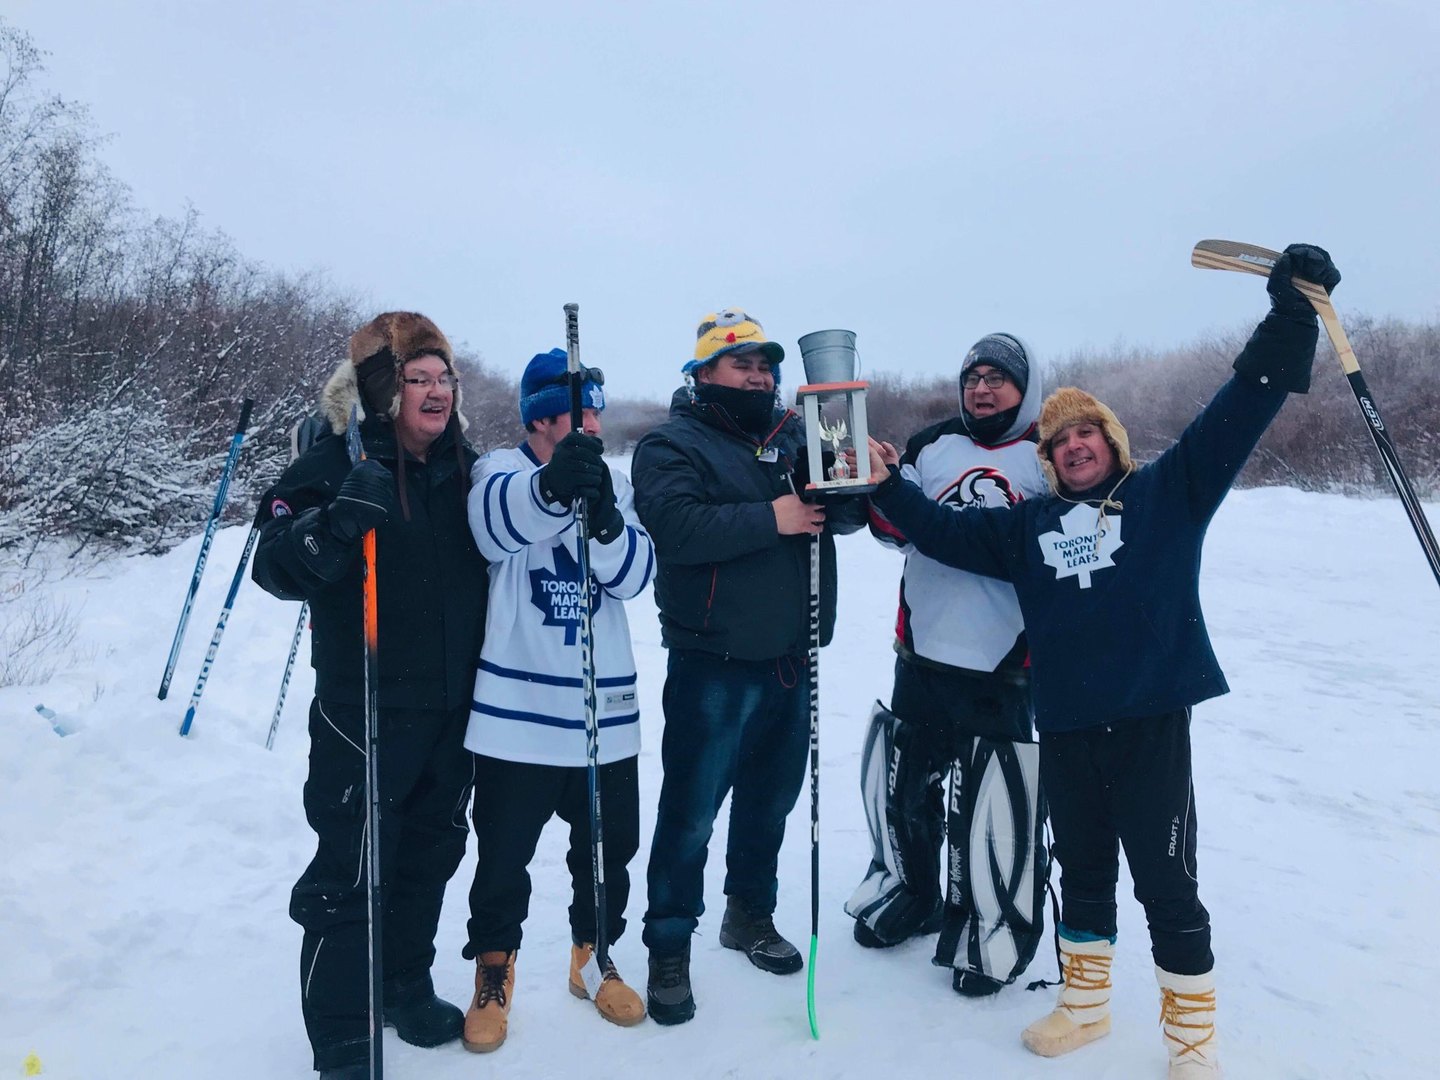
left=10, top=0, right=1439, bottom=399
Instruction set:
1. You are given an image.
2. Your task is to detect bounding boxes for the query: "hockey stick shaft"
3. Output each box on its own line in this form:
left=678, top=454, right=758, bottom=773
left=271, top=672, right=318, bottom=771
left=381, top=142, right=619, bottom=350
left=178, top=524, right=260, bottom=736
left=807, top=530, right=821, bottom=1040
left=564, top=302, right=609, bottom=972
left=266, top=602, right=308, bottom=751
left=158, top=398, right=254, bottom=698
left=345, top=407, right=385, bottom=1080
left=1192, top=240, right=1440, bottom=589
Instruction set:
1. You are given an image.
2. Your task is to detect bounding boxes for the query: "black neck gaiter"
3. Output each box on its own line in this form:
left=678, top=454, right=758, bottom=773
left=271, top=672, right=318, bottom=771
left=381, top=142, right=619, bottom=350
left=962, top=403, right=1022, bottom=446
left=695, top=383, right=777, bottom=437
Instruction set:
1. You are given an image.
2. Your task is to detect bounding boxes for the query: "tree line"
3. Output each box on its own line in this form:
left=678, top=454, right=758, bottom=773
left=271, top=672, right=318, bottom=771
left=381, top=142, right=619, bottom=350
left=1, top=19, right=1434, bottom=561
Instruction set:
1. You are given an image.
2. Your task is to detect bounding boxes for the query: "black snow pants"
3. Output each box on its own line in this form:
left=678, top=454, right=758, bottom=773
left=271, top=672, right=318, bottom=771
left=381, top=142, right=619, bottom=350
left=291, top=699, right=474, bottom=1071
left=1041, top=708, right=1213, bottom=976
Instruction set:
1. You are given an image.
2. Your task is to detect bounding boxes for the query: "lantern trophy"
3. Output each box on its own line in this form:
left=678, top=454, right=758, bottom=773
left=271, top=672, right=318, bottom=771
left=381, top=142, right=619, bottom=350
left=796, top=329, right=876, bottom=498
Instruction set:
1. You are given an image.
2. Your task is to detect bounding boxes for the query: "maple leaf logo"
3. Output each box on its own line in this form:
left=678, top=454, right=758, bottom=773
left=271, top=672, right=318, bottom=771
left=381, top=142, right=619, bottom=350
left=1038, top=503, right=1123, bottom=589
left=529, top=543, right=602, bottom=645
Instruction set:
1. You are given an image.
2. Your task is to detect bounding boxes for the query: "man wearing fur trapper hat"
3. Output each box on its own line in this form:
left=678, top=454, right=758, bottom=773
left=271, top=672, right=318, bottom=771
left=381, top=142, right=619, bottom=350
left=252, top=312, right=488, bottom=1080
left=847, top=332, right=1050, bottom=1000
left=866, top=245, right=1341, bottom=1079
left=631, top=308, right=867, bottom=1025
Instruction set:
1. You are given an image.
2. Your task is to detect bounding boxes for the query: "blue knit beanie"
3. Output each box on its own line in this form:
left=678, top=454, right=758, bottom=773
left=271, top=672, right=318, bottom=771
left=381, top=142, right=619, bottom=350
left=519, top=348, right=605, bottom=426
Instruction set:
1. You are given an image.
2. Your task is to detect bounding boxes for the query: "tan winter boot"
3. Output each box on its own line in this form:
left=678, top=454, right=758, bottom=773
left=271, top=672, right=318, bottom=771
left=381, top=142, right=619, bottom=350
left=1021, top=934, right=1114, bottom=1057
left=462, top=950, right=515, bottom=1053
left=569, top=943, right=646, bottom=1026
left=1156, top=966, right=1220, bottom=1077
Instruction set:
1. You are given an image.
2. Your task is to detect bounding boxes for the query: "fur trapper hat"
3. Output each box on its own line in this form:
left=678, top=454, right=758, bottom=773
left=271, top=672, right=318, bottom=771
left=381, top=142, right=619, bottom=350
left=321, top=311, right=465, bottom=434
left=1036, top=387, right=1134, bottom=493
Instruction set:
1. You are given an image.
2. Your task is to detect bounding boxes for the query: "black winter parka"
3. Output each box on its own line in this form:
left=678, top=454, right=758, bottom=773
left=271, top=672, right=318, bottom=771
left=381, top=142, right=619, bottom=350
left=251, top=419, right=487, bottom=711
left=632, top=389, right=866, bottom=661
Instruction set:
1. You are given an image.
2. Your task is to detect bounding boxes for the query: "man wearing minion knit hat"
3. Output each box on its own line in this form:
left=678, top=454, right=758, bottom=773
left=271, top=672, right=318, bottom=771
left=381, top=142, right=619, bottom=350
left=630, top=309, right=866, bottom=1025
left=866, top=244, right=1341, bottom=1078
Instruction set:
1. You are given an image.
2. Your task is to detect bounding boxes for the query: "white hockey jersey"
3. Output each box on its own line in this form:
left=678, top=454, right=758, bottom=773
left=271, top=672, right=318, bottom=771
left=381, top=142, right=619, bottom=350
left=465, top=443, right=655, bottom=766
left=870, top=398, right=1048, bottom=674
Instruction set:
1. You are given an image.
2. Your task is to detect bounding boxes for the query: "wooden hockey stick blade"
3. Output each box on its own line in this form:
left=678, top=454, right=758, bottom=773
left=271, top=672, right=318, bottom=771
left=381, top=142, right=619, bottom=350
left=1191, top=239, right=1355, bottom=373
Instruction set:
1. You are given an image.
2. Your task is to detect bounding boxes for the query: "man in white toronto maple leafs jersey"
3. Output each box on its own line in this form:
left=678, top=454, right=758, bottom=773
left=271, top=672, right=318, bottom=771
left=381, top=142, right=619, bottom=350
left=459, top=349, right=655, bottom=1053
left=846, top=333, right=1050, bottom=998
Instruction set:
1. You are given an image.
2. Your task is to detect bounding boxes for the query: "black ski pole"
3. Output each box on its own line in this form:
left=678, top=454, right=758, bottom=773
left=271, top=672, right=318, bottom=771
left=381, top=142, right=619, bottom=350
left=564, top=302, right=610, bottom=982
left=178, top=520, right=261, bottom=736
left=266, top=602, right=308, bottom=751
left=345, top=406, right=385, bottom=1080
left=158, top=398, right=255, bottom=698
left=806, top=528, right=821, bottom=1040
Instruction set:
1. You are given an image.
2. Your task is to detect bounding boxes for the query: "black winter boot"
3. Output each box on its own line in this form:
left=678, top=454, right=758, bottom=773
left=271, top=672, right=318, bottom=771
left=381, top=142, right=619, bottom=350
left=383, top=973, right=464, bottom=1048
left=646, top=942, right=696, bottom=1026
left=952, top=969, right=1005, bottom=997
left=719, top=896, right=803, bottom=975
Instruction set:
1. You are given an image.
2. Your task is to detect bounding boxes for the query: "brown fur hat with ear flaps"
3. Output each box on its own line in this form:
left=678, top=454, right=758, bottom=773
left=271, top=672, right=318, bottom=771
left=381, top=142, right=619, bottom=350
left=1036, top=386, right=1134, bottom=493
left=320, top=311, right=466, bottom=434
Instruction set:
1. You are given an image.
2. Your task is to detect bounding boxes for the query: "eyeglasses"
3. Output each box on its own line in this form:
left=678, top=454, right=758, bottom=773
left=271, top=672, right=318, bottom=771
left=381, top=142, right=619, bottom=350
left=538, top=365, right=605, bottom=389
left=402, top=373, right=460, bottom=392
left=962, top=370, right=1009, bottom=389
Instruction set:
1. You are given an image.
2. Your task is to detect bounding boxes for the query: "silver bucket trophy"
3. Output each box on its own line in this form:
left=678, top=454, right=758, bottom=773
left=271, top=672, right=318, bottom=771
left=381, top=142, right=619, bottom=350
left=796, top=329, right=876, bottom=497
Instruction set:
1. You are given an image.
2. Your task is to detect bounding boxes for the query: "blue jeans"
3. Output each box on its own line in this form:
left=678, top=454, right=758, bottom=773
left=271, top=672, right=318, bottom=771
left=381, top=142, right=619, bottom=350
left=642, top=649, right=811, bottom=954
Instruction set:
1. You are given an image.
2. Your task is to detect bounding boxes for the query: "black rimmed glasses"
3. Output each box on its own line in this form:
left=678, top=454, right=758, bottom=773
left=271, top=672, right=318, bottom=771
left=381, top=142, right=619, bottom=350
left=402, top=373, right=460, bottom=392
left=961, top=370, right=1009, bottom=389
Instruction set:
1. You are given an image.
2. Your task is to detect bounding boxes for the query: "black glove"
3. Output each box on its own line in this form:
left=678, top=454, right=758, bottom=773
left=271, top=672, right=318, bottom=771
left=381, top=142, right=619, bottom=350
left=588, top=461, right=625, bottom=544
left=1267, top=243, right=1341, bottom=322
left=328, top=460, right=395, bottom=544
left=1233, top=243, right=1340, bottom=395
left=539, top=432, right=605, bottom=506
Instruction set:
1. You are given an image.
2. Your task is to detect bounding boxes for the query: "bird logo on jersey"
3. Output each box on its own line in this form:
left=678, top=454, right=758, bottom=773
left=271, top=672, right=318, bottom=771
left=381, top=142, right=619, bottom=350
left=938, top=466, right=1021, bottom=510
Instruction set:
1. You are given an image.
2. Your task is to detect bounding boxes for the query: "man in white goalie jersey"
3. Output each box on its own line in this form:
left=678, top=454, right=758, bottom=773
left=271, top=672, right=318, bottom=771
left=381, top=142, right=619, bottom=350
left=846, top=333, right=1050, bottom=998
left=459, top=348, right=656, bottom=1053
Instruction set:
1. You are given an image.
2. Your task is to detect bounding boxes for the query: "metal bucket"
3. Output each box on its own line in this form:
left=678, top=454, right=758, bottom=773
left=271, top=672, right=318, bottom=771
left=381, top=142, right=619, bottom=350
left=797, top=329, right=860, bottom=384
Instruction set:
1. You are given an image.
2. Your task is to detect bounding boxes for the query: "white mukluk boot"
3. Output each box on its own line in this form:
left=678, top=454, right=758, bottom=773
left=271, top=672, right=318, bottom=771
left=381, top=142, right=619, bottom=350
left=1156, top=966, right=1220, bottom=1077
left=1021, top=933, right=1114, bottom=1057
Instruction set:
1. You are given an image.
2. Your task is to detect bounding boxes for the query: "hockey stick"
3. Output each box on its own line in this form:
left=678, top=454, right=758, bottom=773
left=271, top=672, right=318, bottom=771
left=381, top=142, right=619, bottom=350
left=177, top=521, right=261, bottom=736
left=345, top=405, right=385, bottom=1080
left=1192, top=240, right=1440, bottom=590
left=564, top=302, right=611, bottom=992
left=806, top=530, right=821, bottom=1040
left=265, top=602, right=308, bottom=750
left=158, top=398, right=254, bottom=698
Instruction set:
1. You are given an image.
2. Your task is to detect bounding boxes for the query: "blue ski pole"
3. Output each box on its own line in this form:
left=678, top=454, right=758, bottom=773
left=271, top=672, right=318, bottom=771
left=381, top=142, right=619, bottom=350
left=178, top=521, right=261, bottom=736
left=158, top=398, right=255, bottom=699
left=266, top=602, right=309, bottom=750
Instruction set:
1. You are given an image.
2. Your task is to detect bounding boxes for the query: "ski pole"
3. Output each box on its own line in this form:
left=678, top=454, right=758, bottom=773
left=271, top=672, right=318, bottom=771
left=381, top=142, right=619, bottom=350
left=564, top=302, right=610, bottom=983
left=1192, top=240, right=1440, bottom=589
left=158, top=398, right=255, bottom=698
left=266, top=602, right=308, bottom=750
left=178, top=521, right=261, bottom=736
left=806, top=528, right=821, bottom=1040
left=345, top=406, right=385, bottom=1080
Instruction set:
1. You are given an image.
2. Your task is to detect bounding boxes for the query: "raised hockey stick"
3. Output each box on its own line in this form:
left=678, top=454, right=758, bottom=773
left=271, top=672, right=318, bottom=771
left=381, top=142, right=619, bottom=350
left=1192, top=239, right=1440, bottom=589
left=564, top=302, right=611, bottom=992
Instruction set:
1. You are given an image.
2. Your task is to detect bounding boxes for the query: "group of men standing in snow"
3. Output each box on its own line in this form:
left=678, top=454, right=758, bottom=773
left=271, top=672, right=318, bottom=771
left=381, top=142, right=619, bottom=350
left=251, top=244, right=1341, bottom=1079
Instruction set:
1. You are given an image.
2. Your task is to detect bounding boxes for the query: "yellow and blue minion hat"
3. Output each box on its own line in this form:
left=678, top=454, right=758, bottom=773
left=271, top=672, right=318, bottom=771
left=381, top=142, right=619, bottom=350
left=519, top=348, right=604, bottom=426
left=684, top=309, right=785, bottom=383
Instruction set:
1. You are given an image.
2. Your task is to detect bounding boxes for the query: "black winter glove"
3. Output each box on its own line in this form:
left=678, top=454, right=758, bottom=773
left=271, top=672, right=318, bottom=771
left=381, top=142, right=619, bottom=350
left=328, top=460, right=395, bottom=544
left=539, top=432, right=605, bottom=506
left=588, top=461, right=625, bottom=544
left=1267, top=243, right=1342, bottom=322
left=1233, top=242, right=1341, bottom=395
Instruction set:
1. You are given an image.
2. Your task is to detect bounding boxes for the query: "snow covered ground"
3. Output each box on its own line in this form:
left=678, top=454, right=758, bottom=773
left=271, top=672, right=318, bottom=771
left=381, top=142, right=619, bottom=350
left=2, top=484, right=1438, bottom=1080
